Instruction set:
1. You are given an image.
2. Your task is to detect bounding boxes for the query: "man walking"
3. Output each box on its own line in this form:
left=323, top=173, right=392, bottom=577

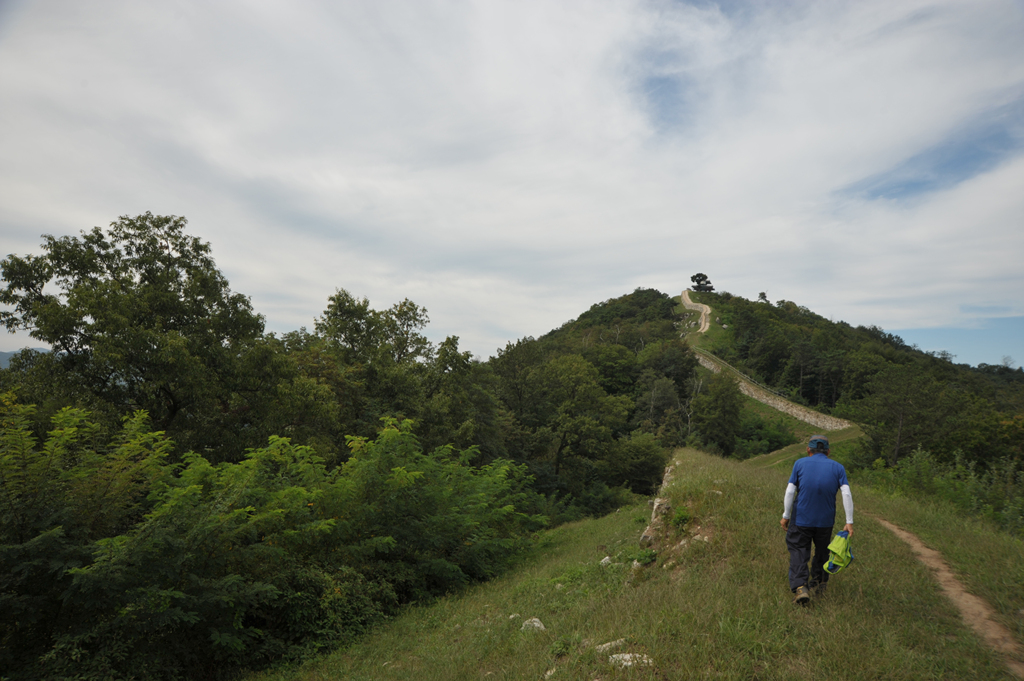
left=780, top=435, right=854, bottom=604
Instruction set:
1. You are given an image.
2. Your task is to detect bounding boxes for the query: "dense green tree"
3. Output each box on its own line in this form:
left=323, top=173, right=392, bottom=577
left=600, top=431, right=670, bottom=495
left=491, top=337, right=545, bottom=426
left=838, top=349, right=890, bottom=403
left=418, top=336, right=510, bottom=460
left=574, top=288, right=676, bottom=328
left=314, top=288, right=432, bottom=366
left=636, top=339, right=698, bottom=390
left=852, top=363, right=956, bottom=465
left=582, top=343, right=637, bottom=395
left=745, top=326, right=790, bottom=385
left=312, top=289, right=434, bottom=432
left=780, top=340, right=819, bottom=404
left=541, top=354, right=631, bottom=477
left=0, top=213, right=289, bottom=459
left=733, top=413, right=799, bottom=460
left=691, top=371, right=743, bottom=455
left=312, top=289, right=376, bottom=363
left=633, top=370, right=681, bottom=428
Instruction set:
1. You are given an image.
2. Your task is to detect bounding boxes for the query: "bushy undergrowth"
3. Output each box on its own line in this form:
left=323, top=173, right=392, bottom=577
left=0, top=397, right=545, bottom=680
left=732, top=413, right=799, bottom=460
left=852, top=447, right=1024, bottom=536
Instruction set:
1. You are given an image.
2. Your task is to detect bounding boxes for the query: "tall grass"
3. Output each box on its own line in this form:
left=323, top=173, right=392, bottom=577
left=852, top=449, right=1024, bottom=536
left=248, top=448, right=1020, bottom=680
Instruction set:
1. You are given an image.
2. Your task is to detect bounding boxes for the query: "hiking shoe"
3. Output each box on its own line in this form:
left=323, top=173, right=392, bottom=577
left=793, top=585, right=810, bottom=605
left=814, top=582, right=827, bottom=597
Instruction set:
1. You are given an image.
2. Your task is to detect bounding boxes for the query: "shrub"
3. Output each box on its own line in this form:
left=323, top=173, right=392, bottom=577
left=671, top=508, right=691, bottom=529
left=732, top=413, right=798, bottom=460
left=1, top=404, right=546, bottom=680
left=635, top=548, right=658, bottom=566
left=852, top=447, right=1024, bottom=537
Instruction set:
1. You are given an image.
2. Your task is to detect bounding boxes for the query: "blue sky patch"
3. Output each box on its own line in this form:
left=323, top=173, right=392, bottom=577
left=891, top=316, right=1024, bottom=368
left=640, top=73, right=696, bottom=131
left=843, top=96, right=1024, bottom=201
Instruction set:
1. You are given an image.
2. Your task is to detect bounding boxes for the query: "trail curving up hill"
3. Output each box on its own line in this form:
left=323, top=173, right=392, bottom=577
left=680, top=289, right=710, bottom=333
left=681, top=289, right=853, bottom=432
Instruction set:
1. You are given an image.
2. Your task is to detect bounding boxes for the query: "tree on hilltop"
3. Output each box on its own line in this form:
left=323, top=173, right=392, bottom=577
left=691, top=273, right=715, bottom=292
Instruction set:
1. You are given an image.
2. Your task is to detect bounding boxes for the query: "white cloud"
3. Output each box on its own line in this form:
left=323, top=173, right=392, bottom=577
left=1, top=0, right=1022, bottom=360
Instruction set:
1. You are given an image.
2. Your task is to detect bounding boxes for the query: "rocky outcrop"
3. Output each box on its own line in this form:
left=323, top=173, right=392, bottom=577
left=639, top=465, right=677, bottom=546
left=640, top=496, right=672, bottom=547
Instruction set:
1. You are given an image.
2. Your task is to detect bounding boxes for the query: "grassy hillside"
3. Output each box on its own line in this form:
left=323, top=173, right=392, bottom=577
left=746, top=424, right=864, bottom=471
left=248, top=447, right=1024, bottom=680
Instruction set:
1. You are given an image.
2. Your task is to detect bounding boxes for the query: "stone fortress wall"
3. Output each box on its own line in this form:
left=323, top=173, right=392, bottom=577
left=680, top=289, right=854, bottom=432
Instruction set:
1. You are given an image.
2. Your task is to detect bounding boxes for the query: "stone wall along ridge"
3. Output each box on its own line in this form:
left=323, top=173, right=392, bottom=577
left=680, top=288, right=853, bottom=432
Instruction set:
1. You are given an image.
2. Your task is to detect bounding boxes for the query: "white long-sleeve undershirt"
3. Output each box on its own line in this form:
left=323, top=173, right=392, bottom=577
left=840, top=484, right=854, bottom=524
left=782, top=483, right=854, bottom=525
left=783, top=483, right=796, bottom=518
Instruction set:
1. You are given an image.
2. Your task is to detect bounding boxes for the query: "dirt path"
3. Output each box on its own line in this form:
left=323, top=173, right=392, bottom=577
left=680, top=289, right=710, bottom=333
left=679, top=288, right=852, bottom=431
left=867, top=513, right=1024, bottom=678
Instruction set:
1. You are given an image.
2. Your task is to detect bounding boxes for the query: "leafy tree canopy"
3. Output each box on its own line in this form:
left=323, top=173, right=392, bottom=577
left=0, top=214, right=294, bottom=459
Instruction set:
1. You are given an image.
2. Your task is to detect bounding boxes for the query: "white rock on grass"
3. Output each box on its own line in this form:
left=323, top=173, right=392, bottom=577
left=521, top=617, right=546, bottom=631
left=609, top=653, right=653, bottom=668
left=509, top=613, right=520, bottom=619
left=594, top=638, right=626, bottom=653
left=599, top=556, right=612, bottom=566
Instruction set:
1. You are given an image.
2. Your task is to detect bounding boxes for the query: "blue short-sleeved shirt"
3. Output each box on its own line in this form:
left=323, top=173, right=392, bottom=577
left=788, top=453, right=849, bottom=528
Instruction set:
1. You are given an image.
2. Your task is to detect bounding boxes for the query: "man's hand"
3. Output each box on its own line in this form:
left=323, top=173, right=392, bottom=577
left=843, top=523, right=854, bottom=537
left=780, top=517, right=789, bottom=531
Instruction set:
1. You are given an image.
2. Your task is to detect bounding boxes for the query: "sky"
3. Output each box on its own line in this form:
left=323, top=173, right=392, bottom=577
left=1, top=0, right=1022, bottom=367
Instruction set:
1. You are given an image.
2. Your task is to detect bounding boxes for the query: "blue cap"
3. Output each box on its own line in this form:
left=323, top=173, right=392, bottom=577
left=809, top=435, right=829, bottom=451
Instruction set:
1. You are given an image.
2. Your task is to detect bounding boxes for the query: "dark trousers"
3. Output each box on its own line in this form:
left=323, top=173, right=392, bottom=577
left=786, top=525, right=832, bottom=592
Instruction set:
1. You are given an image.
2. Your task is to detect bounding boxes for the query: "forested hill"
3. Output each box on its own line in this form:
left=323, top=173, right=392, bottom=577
left=1, top=214, right=1022, bottom=680
left=687, top=289, right=1024, bottom=466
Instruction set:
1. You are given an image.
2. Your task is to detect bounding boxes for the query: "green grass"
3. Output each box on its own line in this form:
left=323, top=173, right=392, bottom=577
left=855, top=486, right=1024, bottom=645
left=739, top=392, right=819, bottom=440
left=246, top=447, right=1021, bottom=681
left=746, top=425, right=864, bottom=471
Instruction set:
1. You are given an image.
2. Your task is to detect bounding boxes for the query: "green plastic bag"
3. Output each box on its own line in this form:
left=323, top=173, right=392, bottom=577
left=824, top=530, right=853, bottom=574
